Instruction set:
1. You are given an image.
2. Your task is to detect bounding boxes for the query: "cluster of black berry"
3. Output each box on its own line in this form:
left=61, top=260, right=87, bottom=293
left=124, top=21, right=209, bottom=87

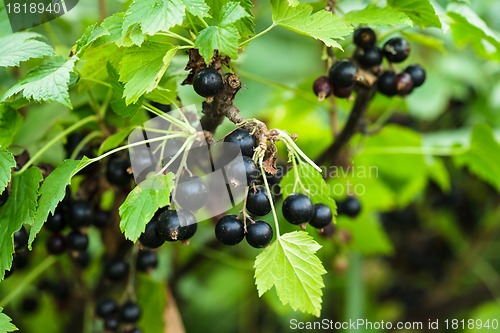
left=282, top=193, right=333, bottom=230
left=96, top=298, right=142, bottom=333
left=313, top=26, right=426, bottom=100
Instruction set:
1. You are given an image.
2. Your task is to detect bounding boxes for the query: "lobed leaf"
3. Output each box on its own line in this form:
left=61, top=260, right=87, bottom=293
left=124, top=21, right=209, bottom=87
left=0, top=147, right=16, bottom=194
left=0, top=32, right=54, bottom=68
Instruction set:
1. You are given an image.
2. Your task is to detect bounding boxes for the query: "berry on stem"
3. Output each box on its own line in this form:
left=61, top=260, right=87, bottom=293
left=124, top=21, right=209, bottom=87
left=246, top=186, right=272, bottom=216
left=395, top=72, right=414, bottom=96
left=354, top=47, right=383, bottom=69
left=340, top=196, right=362, bottom=218
left=382, top=37, right=411, bottom=63
left=155, top=209, right=197, bottom=242
left=224, top=128, right=258, bottom=157
left=139, top=217, right=165, bottom=249
left=309, top=204, right=333, bottom=229
left=353, top=26, right=377, bottom=49
left=404, top=64, right=426, bottom=87
left=105, top=259, right=130, bottom=281
left=333, top=85, right=354, bottom=99
left=68, top=201, right=95, bottom=229
left=377, top=71, right=398, bottom=97
left=66, top=230, right=89, bottom=252
left=45, top=209, right=66, bottom=232
left=104, top=316, right=120, bottom=331
left=193, top=67, right=224, bottom=97
left=312, top=76, right=333, bottom=101
left=282, top=193, right=314, bottom=225
left=215, top=215, right=245, bottom=246
left=174, top=177, right=208, bottom=211
left=137, top=250, right=158, bottom=272
left=246, top=221, right=273, bottom=248
left=121, top=301, right=142, bottom=323
left=106, top=156, right=132, bottom=186
left=96, top=298, right=119, bottom=318
left=329, top=60, right=358, bottom=88
left=46, top=234, right=66, bottom=255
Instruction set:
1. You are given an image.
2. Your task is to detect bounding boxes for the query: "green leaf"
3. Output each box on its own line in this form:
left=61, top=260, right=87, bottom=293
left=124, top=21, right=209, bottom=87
left=402, top=31, right=445, bottom=53
left=29, top=159, right=87, bottom=248
left=337, top=214, right=393, bottom=255
left=122, top=0, right=210, bottom=42
left=280, top=162, right=337, bottom=222
left=98, top=128, right=135, bottom=155
left=0, top=105, right=22, bottom=148
left=119, top=42, right=178, bottom=105
left=119, top=173, right=175, bottom=241
left=388, top=0, right=441, bottom=28
left=254, top=231, right=326, bottom=317
left=0, top=32, right=54, bottom=68
left=195, top=25, right=240, bottom=62
left=107, top=64, right=143, bottom=117
left=344, top=5, right=412, bottom=27
left=137, top=275, right=166, bottom=333
left=219, top=1, right=251, bottom=26
left=271, top=0, right=352, bottom=49
left=0, top=148, right=15, bottom=195
left=454, top=124, right=500, bottom=191
left=0, top=167, right=42, bottom=280
left=0, top=308, right=17, bottom=332
left=2, top=57, right=78, bottom=108
left=73, top=23, right=110, bottom=56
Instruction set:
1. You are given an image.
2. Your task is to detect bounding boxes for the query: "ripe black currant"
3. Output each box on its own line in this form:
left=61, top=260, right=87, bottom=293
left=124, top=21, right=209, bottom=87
left=46, top=233, right=66, bottom=255
left=309, top=204, right=333, bottom=229
left=224, top=128, right=258, bottom=157
left=377, top=71, right=398, bottom=97
left=353, top=26, right=377, bottom=49
left=215, top=215, right=245, bottom=246
left=246, top=186, right=271, bottom=216
left=340, top=196, right=362, bottom=218
left=177, top=220, right=197, bottom=241
left=354, top=47, right=383, bottom=69
left=13, top=227, right=28, bottom=251
left=155, top=209, right=197, bottom=242
left=104, top=316, right=120, bottom=331
left=120, top=301, right=141, bottom=323
left=128, top=328, right=142, bottom=333
left=312, top=76, right=333, bottom=101
left=395, top=72, right=414, bottom=96
left=21, top=296, right=39, bottom=314
left=74, top=251, right=91, bottom=268
left=106, top=156, right=132, bottom=187
left=96, top=298, right=119, bottom=318
left=382, top=37, right=410, bottom=63
left=94, top=210, right=111, bottom=229
left=329, top=60, right=358, bottom=88
left=68, top=201, right=95, bottom=229
left=66, top=230, right=89, bottom=252
left=193, top=67, right=223, bottom=97
left=318, top=223, right=336, bottom=238
left=105, top=259, right=130, bottom=281
left=333, top=85, right=354, bottom=98
left=174, top=177, right=208, bottom=211
left=139, top=217, right=165, bottom=249
left=137, top=250, right=158, bottom=272
left=404, top=64, right=426, bottom=87
left=246, top=221, right=273, bottom=248
left=0, top=189, right=8, bottom=207
left=45, top=208, right=66, bottom=232
left=282, top=193, right=314, bottom=225
left=227, top=155, right=261, bottom=186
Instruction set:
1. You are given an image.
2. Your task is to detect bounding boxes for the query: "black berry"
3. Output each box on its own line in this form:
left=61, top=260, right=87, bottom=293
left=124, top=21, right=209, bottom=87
left=215, top=215, right=245, bottom=246
left=46, top=233, right=66, bottom=255
left=139, top=217, right=165, bottom=249
left=94, top=210, right=111, bottom=229
left=0, top=189, right=8, bottom=207
left=177, top=220, right=197, bottom=241
left=313, top=76, right=333, bottom=101
left=354, top=47, right=383, bottom=69
left=404, top=64, right=426, bottom=87
left=121, top=301, right=141, bottom=323
left=333, top=85, right=354, bottom=98
left=104, top=316, right=120, bottom=331
left=227, top=155, right=261, bottom=186
left=106, top=156, right=132, bottom=187
left=155, top=209, right=197, bottom=242
left=105, top=259, right=129, bottom=281
left=66, top=230, right=89, bottom=252
left=96, top=298, right=119, bottom=318
left=353, top=26, right=377, bottom=49
left=309, top=204, right=333, bottom=229
left=193, top=67, right=223, bottom=97
left=75, top=251, right=91, bottom=268
left=174, top=177, right=208, bottom=211
left=246, top=186, right=271, bottom=216
left=128, top=328, right=142, bottom=333
left=383, top=37, right=410, bottom=63
left=137, top=250, right=158, bottom=272
left=13, top=227, right=28, bottom=251
left=242, top=156, right=260, bottom=185
left=329, top=60, right=358, bottom=88
left=12, top=252, right=29, bottom=270
left=246, top=221, right=273, bottom=248
left=45, top=208, right=66, bottom=232
left=224, top=128, right=258, bottom=157
left=21, top=296, right=39, bottom=314
left=395, top=72, right=414, bottom=96
left=282, top=193, right=314, bottom=225
left=377, top=71, right=398, bottom=97
left=340, top=197, right=362, bottom=218
left=68, top=201, right=95, bottom=229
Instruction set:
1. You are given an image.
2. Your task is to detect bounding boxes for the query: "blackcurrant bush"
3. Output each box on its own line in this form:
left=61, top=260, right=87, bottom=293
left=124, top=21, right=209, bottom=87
left=45, top=208, right=66, bottom=232
left=106, top=156, right=132, bottom=187
left=246, top=221, right=273, bottom=248
left=104, top=316, right=120, bottom=331
left=105, top=259, right=129, bottom=281
left=68, top=201, right=95, bottom=229
left=13, top=227, right=28, bottom=251
left=404, top=64, right=426, bottom=87
left=282, top=193, right=314, bottom=225
left=193, top=67, right=223, bottom=97
left=353, top=26, right=377, bottom=49
left=354, top=47, right=383, bottom=69
left=246, top=186, right=271, bottom=216
left=377, top=71, right=397, bottom=97
left=395, top=72, right=414, bottom=96
left=66, top=230, right=89, bottom=252
left=46, top=234, right=66, bottom=255
left=333, top=85, right=354, bottom=98
left=137, top=250, right=158, bottom=272
left=96, top=298, right=118, bottom=318
left=309, top=204, right=332, bottom=229
left=215, top=215, right=245, bottom=246
left=312, top=76, right=333, bottom=101
left=382, top=37, right=410, bottom=63
left=155, top=209, right=197, bottom=242
left=329, top=60, right=358, bottom=88
left=174, top=177, right=208, bottom=211
left=340, top=196, right=362, bottom=218
left=21, top=296, right=39, bottom=314
left=0, top=189, right=8, bottom=207
left=121, top=301, right=141, bottom=323
left=224, top=128, right=258, bottom=157
left=139, top=218, right=165, bottom=249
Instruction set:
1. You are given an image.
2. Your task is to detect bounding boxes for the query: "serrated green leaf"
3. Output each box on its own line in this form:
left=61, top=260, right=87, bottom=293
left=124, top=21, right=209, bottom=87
left=403, top=31, right=445, bottom=53
left=388, top=0, right=441, bottom=28
left=0, top=147, right=15, bottom=194
left=137, top=275, right=166, bottom=333
left=280, top=162, right=337, bottom=222
left=2, top=57, right=78, bottom=108
left=0, top=32, right=54, bottom=68
left=0, top=105, right=22, bottom=148
left=119, top=173, right=175, bottom=241
left=29, top=159, right=89, bottom=248
left=454, top=124, right=500, bottom=191
left=0, top=308, right=17, bottom=332
left=107, top=64, right=143, bottom=117
left=119, top=42, right=178, bottom=105
left=219, top=1, right=251, bottom=26
left=73, top=23, right=110, bottom=56
left=0, top=167, right=42, bottom=280
left=195, top=26, right=240, bottom=62
left=344, top=5, right=412, bottom=27
left=98, top=128, right=135, bottom=155
left=271, top=0, right=352, bottom=49
left=254, top=231, right=326, bottom=317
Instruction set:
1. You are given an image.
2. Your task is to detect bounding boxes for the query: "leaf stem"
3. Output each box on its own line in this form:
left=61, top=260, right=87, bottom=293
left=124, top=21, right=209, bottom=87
left=278, top=130, right=322, bottom=173
left=239, top=24, right=277, bottom=47
left=259, top=156, right=281, bottom=238
left=157, top=32, right=195, bottom=46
